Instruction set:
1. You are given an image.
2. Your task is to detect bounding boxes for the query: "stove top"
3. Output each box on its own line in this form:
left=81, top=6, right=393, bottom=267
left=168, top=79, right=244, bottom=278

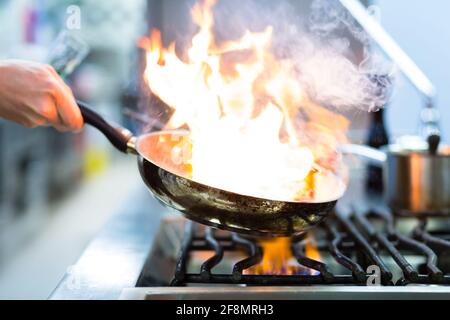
left=49, top=184, right=450, bottom=300
left=121, top=206, right=450, bottom=299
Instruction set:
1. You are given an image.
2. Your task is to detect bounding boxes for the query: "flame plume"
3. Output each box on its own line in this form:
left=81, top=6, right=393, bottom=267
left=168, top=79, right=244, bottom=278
left=141, top=0, right=349, bottom=202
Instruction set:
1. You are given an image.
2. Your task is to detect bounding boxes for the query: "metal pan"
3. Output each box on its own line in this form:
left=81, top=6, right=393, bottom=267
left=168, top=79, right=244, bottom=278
left=341, top=142, right=450, bottom=216
left=78, top=101, right=338, bottom=237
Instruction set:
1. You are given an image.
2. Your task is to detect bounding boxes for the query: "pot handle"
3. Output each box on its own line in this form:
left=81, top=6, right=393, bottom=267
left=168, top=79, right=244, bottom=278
left=339, top=144, right=387, bottom=165
left=77, top=100, right=135, bottom=154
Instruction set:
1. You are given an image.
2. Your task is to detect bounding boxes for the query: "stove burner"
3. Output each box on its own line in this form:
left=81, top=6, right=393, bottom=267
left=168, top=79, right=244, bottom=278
left=137, top=208, right=450, bottom=287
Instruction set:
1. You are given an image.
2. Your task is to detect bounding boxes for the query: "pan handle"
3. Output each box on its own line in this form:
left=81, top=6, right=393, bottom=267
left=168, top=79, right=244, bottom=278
left=77, top=100, right=136, bottom=154
left=339, top=144, right=387, bottom=165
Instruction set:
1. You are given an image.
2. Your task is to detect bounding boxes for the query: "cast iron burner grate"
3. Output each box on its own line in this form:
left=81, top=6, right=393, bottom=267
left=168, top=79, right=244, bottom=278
left=169, top=208, right=450, bottom=286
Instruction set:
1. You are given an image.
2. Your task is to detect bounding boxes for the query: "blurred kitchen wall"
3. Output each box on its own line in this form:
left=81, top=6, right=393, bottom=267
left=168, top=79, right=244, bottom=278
left=377, top=0, right=449, bottom=143
left=0, top=0, right=146, bottom=265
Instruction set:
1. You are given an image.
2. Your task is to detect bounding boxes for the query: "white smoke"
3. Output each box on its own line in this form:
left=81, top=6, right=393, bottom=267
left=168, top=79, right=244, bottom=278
left=303, top=0, right=395, bottom=111
left=211, top=0, right=395, bottom=112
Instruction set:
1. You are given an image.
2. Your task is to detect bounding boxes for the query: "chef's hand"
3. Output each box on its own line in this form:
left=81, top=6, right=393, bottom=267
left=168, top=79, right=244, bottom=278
left=0, top=59, right=83, bottom=131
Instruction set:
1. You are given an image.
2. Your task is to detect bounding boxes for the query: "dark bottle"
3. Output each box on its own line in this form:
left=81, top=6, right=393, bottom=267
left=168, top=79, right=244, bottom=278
left=366, top=108, right=389, bottom=193
left=365, top=72, right=391, bottom=194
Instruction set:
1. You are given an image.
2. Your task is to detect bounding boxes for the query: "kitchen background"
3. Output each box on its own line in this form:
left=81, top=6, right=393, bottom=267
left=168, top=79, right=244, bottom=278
left=0, top=0, right=448, bottom=299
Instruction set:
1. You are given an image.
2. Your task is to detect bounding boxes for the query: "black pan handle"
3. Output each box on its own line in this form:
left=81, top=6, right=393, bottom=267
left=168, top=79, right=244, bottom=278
left=77, top=100, right=133, bottom=153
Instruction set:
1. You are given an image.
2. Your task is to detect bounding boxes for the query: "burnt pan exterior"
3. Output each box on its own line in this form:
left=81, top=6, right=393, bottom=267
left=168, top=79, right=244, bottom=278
left=137, top=155, right=336, bottom=237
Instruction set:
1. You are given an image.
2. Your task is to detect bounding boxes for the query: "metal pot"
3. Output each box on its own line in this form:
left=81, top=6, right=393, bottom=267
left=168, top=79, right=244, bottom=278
left=341, top=142, right=450, bottom=215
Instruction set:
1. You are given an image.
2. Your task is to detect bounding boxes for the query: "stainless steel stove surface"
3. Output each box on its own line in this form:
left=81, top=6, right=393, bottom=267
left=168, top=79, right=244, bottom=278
left=50, top=183, right=450, bottom=300
left=119, top=206, right=450, bottom=300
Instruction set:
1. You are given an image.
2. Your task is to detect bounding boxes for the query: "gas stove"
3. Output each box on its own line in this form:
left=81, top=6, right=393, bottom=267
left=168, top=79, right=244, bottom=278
left=119, top=205, right=450, bottom=300
left=50, top=177, right=450, bottom=300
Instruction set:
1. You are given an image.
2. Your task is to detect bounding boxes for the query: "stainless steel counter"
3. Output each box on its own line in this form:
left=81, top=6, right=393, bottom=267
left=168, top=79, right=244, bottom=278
left=50, top=186, right=167, bottom=300
left=119, top=286, right=450, bottom=300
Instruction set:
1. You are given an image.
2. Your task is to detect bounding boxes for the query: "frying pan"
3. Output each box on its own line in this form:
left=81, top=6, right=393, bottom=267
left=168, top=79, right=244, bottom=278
left=78, top=101, right=338, bottom=237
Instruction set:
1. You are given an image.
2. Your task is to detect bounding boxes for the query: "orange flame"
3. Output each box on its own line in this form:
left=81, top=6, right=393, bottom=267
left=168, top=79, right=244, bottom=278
left=254, top=238, right=298, bottom=275
left=141, top=0, right=349, bottom=202
left=249, top=235, right=321, bottom=275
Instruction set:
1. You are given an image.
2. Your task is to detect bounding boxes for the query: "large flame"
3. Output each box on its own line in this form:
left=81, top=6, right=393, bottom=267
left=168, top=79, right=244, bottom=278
left=253, top=238, right=299, bottom=275
left=141, top=0, right=349, bottom=202
left=249, top=236, right=321, bottom=275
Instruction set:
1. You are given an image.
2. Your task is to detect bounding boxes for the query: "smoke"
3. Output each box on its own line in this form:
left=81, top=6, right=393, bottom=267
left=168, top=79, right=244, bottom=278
left=303, top=0, right=395, bottom=112
left=210, top=0, right=395, bottom=112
